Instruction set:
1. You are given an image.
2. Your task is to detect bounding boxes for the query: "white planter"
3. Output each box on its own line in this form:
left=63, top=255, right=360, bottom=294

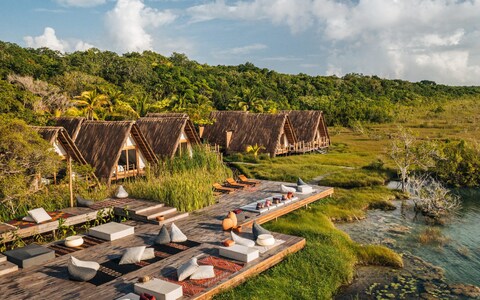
left=256, top=234, right=275, bottom=246
left=65, top=236, right=84, bottom=248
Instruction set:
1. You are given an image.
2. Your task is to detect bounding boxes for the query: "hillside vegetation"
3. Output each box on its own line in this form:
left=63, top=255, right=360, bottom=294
left=1, top=41, right=480, bottom=127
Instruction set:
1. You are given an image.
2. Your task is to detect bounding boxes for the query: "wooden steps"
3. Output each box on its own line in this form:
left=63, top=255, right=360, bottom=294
left=112, top=201, right=189, bottom=225
left=154, top=211, right=189, bottom=226
left=136, top=206, right=178, bottom=220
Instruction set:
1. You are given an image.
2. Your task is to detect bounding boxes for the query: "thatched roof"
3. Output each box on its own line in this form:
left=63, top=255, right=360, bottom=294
left=75, top=121, right=157, bottom=181
left=282, top=110, right=330, bottom=143
left=136, top=116, right=200, bottom=159
left=145, top=112, right=188, bottom=118
left=203, top=111, right=297, bottom=156
left=202, top=111, right=248, bottom=146
left=54, top=117, right=85, bottom=141
left=31, top=126, right=87, bottom=165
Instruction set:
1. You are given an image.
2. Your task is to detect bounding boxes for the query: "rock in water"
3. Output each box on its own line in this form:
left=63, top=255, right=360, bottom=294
left=115, top=185, right=129, bottom=199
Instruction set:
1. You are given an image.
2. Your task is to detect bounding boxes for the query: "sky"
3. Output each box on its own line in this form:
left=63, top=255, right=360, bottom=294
left=1, top=0, right=480, bottom=86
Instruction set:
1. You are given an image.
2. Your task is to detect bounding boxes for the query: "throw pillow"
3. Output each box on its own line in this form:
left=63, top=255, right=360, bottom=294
left=252, top=221, right=270, bottom=239
left=231, top=231, right=255, bottom=247
left=177, top=257, right=199, bottom=281
left=280, top=184, right=296, bottom=193
left=170, top=223, right=187, bottom=243
left=190, top=265, right=215, bottom=280
left=119, top=246, right=146, bottom=265
left=297, top=178, right=307, bottom=186
left=154, top=225, right=171, bottom=245
left=115, top=185, right=129, bottom=199
left=68, top=256, right=100, bottom=282
left=141, top=248, right=155, bottom=260
left=28, top=208, right=52, bottom=223
left=227, top=211, right=237, bottom=227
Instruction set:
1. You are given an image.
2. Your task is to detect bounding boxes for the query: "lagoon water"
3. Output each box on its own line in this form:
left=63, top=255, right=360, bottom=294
left=337, top=188, right=480, bottom=286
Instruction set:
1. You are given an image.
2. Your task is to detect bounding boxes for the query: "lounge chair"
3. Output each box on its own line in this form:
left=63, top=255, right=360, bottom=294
left=213, top=183, right=236, bottom=194
left=225, top=178, right=249, bottom=189
left=238, top=175, right=260, bottom=186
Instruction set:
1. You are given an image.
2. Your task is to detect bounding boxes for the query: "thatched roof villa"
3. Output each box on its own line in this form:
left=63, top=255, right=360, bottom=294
left=282, top=110, right=330, bottom=151
left=136, top=114, right=201, bottom=159
left=75, top=121, right=157, bottom=183
left=32, top=126, right=87, bottom=165
left=54, top=117, right=85, bottom=141
left=202, top=111, right=297, bottom=157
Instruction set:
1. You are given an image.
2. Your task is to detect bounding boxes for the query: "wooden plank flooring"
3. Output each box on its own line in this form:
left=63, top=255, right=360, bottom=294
left=0, top=181, right=333, bottom=299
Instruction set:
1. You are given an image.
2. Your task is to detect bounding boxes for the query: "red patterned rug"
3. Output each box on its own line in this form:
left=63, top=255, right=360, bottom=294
left=160, top=256, right=244, bottom=297
left=7, top=211, right=74, bottom=228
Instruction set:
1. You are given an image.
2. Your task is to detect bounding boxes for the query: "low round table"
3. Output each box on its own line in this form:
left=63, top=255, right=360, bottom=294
left=256, top=234, right=275, bottom=246
left=65, top=235, right=84, bottom=248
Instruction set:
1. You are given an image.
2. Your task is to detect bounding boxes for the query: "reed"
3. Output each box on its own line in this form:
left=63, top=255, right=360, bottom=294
left=124, top=146, right=231, bottom=211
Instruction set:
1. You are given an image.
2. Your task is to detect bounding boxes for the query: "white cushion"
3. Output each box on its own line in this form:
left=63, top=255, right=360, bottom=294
left=219, top=245, right=259, bottom=263
left=170, top=223, right=187, bottom=243
left=231, top=231, right=255, bottom=247
left=190, top=265, right=215, bottom=280
left=119, top=246, right=146, bottom=265
left=141, top=248, right=155, bottom=261
left=134, top=279, right=183, bottom=300
left=116, top=293, right=140, bottom=300
left=297, top=185, right=313, bottom=193
left=280, top=184, right=296, bottom=193
left=22, top=215, right=35, bottom=222
left=27, top=208, right=52, bottom=223
left=70, top=256, right=100, bottom=271
left=177, top=257, right=199, bottom=281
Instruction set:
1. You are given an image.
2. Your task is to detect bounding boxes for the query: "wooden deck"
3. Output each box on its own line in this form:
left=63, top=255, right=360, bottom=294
left=0, top=181, right=333, bottom=299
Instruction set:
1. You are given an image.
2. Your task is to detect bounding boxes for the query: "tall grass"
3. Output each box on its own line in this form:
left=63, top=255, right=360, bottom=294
left=124, top=146, right=231, bottom=211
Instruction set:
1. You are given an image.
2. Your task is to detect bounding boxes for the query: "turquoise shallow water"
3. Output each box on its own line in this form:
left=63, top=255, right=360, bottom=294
left=337, top=188, right=480, bottom=286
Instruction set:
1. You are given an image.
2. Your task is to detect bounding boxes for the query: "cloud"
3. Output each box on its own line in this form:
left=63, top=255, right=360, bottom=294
left=220, top=43, right=267, bottom=55
left=188, top=0, right=313, bottom=33
left=105, top=0, right=177, bottom=53
left=188, top=0, right=480, bottom=85
left=24, top=27, right=68, bottom=52
left=55, top=0, right=107, bottom=7
left=24, top=27, right=94, bottom=52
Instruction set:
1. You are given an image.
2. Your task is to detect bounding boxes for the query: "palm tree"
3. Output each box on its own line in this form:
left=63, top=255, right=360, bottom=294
left=236, top=88, right=264, bottom=112
left=73, top=90, right=109, bottom=120
left=246, top=143, right=266, bottom=159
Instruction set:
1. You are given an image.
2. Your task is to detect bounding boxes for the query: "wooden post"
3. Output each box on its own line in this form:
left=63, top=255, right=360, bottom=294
left=68, top=156, right=74, bottom=208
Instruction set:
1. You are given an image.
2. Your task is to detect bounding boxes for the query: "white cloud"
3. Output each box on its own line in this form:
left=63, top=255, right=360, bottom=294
left=24, top=27, right=94, bottom=53
left=188, top=0, right=480, bottom=85
left=222, top=43, right=267, bottom=55
left=187, top=0, right=313, bottom=33
left=24, top=27, right=68, bottom=52
left=105, top=0, right=177, bottom=53
left=55, top=0, right=107, bottom=7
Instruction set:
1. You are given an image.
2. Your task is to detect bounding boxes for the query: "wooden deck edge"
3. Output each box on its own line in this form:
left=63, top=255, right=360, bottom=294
left=193, top=238, right=307, bottom=300
left=240, top=187, right=334, bottom=228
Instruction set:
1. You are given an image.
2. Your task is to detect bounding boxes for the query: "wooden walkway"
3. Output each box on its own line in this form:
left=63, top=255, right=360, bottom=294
left=0, top=181, right=333, bottom=299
